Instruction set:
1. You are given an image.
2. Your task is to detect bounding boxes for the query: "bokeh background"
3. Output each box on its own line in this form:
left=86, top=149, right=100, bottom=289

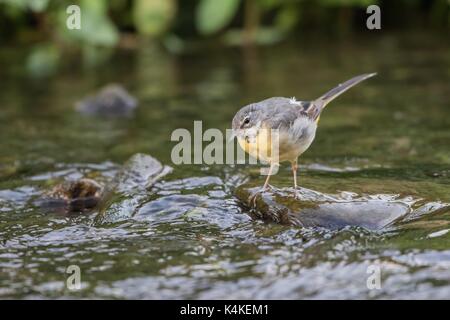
left=1, top=0, right=450, bottom=300
left=0, top=0, right=448, bottom=76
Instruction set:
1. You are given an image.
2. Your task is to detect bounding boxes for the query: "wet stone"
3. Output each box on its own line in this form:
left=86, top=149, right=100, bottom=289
left=96, top=153, right=172, bottom=223
left=37, top=178, right=103, bottom=214
left=75, top=84, right=138, bottom=117
left=235, top=184, right=411, bottom=230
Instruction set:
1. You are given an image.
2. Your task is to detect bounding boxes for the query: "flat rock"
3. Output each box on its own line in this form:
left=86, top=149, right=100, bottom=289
left=235, top=184, right=411, bottom=230
left=75, top=84, right=137, bottom=117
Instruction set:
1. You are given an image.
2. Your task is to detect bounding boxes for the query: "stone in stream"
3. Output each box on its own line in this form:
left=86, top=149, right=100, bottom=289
left=38, top=178, right=103, bottom=214
left=36, top=154, right=170, bottom=218
left=95, top=153, right=172, bottom=223
left=235, top=184, right=411, bottom=230
left=75, top=84, right=138, bottom=117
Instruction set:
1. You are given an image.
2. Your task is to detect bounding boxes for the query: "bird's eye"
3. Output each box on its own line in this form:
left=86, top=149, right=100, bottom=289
left=243, top=117, right=250, bottom=124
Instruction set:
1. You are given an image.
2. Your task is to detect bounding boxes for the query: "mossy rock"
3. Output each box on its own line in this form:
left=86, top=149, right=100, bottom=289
left=38, top=178, right=103, bottom=214
left=37, top=154, right=171, bottom=217
left=235, top=184, right=410, bottom=230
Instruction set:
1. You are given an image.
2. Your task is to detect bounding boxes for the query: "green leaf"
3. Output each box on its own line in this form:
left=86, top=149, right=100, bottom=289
left=28, top=0, right=49, bottom=12
left=196, top=0, right=241, bottom=35
left=275, top=4, right=300, bottom=32
left=133, top=0, right=176, bottom=37
left=58, top=0, right=119, bottom=47
left=26, top=44, right=60, bottom=77
left=80, top=0, right=118, bottom=46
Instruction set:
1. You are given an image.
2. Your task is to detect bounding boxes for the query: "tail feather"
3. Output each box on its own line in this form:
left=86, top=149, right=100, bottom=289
left=314, top=73, right=376, bottom=110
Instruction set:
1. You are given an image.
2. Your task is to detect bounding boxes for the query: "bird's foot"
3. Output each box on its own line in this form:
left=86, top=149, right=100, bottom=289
left=292, top=187, right=301, bottom=200
left=248, top=185, right=273, bottom=207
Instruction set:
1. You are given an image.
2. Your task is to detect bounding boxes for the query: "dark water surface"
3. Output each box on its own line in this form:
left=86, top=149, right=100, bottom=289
left=0, top=32, right=449, bottom=299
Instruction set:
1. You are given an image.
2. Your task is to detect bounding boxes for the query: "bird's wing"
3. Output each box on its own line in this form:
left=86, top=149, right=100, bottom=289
left=258, top=98, right=308, bottom=130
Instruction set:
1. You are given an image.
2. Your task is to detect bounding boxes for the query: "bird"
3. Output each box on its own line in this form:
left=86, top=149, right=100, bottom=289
left=231, top=73, right=376, bottom=193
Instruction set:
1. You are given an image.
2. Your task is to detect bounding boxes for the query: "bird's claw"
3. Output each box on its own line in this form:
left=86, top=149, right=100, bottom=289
left=248, top=192, right=259, bottom=208
left=247, top=185, right=273, bottom=207
left=292, top=187, right=301, bottom=200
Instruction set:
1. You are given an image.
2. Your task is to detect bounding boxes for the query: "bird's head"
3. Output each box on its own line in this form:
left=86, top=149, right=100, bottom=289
left=231, top=105, right=259, bottom=142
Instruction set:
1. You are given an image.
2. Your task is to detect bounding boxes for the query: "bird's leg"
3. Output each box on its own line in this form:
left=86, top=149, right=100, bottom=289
left=248, top=163, right=276, bottom=207
left=291, top=160, right=300, bottom=199
left=291, top=160, right=298, bottom=189
left=263, top=163, right=275, bottom=190
left=262, top=162, right=277, bottom=191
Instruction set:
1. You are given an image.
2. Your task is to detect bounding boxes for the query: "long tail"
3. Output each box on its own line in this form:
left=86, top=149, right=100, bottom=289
left=313, top=73, right=376, bottom=111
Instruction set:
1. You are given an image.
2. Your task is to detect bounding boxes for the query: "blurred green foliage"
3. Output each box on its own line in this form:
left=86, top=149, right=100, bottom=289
left=196, top=0, right=241, bottom=35
left=0, top=0, right=448, bottom=75
left=60, top=0, right=119, bottom=46
left=133, top=0, right=176, bottom=36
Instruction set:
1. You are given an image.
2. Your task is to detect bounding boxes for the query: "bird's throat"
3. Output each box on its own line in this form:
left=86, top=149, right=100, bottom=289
left=237, top=131, right=273, bottom=163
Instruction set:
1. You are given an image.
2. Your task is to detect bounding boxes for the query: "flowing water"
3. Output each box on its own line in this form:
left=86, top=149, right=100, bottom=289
left=0, top=31, right=449, bottom=299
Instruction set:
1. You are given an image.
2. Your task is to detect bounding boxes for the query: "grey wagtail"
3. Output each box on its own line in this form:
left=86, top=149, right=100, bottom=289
left=231, top=73, right=376, bottom=191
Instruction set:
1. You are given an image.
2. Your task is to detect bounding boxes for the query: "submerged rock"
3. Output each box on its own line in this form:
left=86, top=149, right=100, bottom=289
left=96, top=153, right=172, bottom=223
left=75, top=84, right=138, bottom=116
left=38, top=178, right=103, bottom=213
left=36, top=154, right=170, bottom=217
left=235, top=184, right=410, bottom=230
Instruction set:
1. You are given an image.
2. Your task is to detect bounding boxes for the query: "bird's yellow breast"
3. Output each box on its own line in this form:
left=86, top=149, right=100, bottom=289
left=237, top=128, right=273, bottom=163
left=237, top=128, right=304, bottom=163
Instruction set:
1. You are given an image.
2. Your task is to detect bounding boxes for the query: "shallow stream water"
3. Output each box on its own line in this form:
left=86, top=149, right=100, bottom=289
left=0, top=31, right=449, bottom=299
